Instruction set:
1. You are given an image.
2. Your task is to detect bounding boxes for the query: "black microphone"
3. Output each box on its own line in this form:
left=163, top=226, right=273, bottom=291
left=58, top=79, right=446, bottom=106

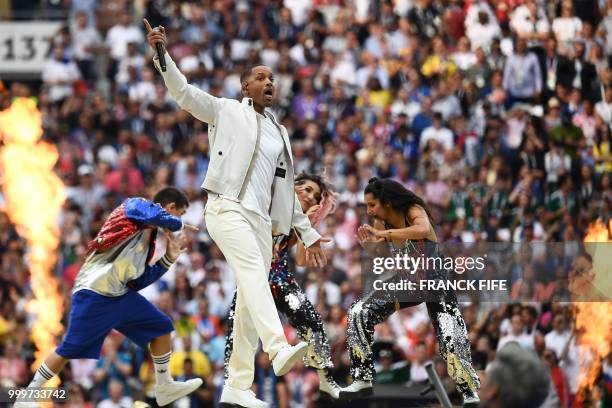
left=153, top=27, right=166, bottom=72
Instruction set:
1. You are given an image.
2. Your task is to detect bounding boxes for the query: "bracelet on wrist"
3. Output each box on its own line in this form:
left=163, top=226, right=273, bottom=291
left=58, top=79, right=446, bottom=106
left=160, top=254, right=175, bottom=269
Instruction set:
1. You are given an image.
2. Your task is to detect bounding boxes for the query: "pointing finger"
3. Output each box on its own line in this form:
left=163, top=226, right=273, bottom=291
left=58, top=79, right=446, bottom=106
left=143, top=18, right=153, bottom=33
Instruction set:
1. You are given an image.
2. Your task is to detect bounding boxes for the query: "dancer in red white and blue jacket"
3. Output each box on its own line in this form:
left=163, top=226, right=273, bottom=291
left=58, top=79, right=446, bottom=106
left=15, top=187, right=201, bottom=408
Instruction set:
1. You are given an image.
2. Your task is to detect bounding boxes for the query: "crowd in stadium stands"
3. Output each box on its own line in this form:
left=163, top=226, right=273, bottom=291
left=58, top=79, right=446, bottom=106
left=0, top=0, right=611, bottom=407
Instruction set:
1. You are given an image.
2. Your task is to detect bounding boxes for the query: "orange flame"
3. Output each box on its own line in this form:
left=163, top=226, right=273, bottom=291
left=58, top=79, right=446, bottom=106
left=573, top=219, right=612, bottom=405
left=0, top=98, right=65, bottom=385
left=584, top=219, right=611, bottom=242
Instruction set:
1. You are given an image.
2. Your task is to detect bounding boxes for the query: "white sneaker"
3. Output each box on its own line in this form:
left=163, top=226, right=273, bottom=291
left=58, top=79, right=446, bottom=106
left=338, top=380, right=373, bottom=400
left=155, top=378, right=203, bottom=406
left=318, top=369, right=341, bottom=399
left=463, top=390, right=480, bottom=406
left=219, top=384, right=267, bottom=408
left=272, top=342, right=309, bottom=376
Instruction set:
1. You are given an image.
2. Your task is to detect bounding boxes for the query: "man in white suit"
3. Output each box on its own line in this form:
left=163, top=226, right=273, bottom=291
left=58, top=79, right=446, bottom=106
left=146, top=20, right=328, bottom=408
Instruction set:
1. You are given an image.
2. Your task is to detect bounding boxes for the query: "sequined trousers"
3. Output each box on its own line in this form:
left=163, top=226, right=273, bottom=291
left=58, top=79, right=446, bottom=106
left=347, top=241, right=480, bottom=395
left=224, top=236, right=333, bottom=378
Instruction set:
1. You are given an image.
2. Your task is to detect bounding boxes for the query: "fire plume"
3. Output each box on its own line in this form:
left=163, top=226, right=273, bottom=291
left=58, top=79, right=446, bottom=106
left=0, top=98, right=65, bottom=385
left=573, top=219, right=612, bottom=406
left=584, top=218, right=611, bottom=242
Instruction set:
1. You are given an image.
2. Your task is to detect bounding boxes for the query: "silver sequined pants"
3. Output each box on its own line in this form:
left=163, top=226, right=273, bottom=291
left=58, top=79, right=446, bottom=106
left=224, top=278, right=333, bottom=378
left=347, top=280, right=480, bottom=395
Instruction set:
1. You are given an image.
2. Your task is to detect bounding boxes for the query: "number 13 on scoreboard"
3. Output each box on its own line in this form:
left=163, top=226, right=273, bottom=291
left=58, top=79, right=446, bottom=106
left=0, top=22, right=61, bottom=74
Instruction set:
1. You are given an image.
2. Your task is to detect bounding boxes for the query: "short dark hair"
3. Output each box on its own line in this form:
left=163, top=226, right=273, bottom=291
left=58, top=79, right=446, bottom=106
left=153, top=187, right=189, bottom=208
left=240, top=64, right=266, bottom=84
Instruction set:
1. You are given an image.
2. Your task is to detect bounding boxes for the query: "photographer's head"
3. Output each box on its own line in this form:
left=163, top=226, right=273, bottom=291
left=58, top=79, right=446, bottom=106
left=480, top=342, right=550, bottom=408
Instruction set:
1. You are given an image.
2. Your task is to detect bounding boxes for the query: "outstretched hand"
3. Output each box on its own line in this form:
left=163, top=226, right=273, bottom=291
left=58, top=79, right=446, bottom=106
left=305, top=238, right=331, bottom=268
left=165, top=229, right=189, bottom=261
left=143, top=18, right=167, bottom=52
left=183, top=223, right=199, bottom=232
left=357, top=224, right=386, bottom=247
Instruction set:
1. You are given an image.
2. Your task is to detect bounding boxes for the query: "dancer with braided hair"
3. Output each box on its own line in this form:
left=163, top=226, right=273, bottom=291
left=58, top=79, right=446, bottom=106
left=340, top=178, right=480, bottom=406
left=225, top=173, right=342, bottom=401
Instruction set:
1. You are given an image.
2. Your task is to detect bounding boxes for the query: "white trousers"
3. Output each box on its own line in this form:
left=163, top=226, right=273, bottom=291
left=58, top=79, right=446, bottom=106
left=204, top=196, right=287, bottom=389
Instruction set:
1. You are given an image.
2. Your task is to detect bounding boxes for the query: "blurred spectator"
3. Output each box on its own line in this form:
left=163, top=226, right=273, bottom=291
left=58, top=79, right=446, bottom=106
left=0, top=339, right=28, bottom=386
left=420, top=112, right=454, bottom=151
left=115, top=42, right=145, bottom=87
left=66, top=164, right=107, bottom=230
left=97, top=379, right=132, bottom=408
left=595, top=86, right=612, bottom=126
left=66, top=383, right=94, bottom=408
left=375, top=349, right=409, bottom=384
left=42, top=47, right=82, bottom=104
left=466, top=9, right=501, bottom=53
left=169, top=336, right=212, bottom=379
left=556, top=41, right=598, bottom=101
left=552, top=2, right=583, bottom=55
left=542, top=348, right=570, bottom=408
left=93, top=336, right=132, bottom=400
left=253, top=352, right=288, bottom=408
left=193, top=298, right=221, bottom=348
left=510, top=0, right=550, bottom=48
left=503, top=38, right=542, bottom=105
left=70, top=357, right=97, bottom=391
left=544, top=314, right=572, bottom=359
left=284, top=360, right=319, bottom=406
left=480, top=342, right=550, bottom=408
left=103, top=151, right=145, bottom=196
left=497, top=314, right=535, bottom=351
left=408, top=342, right=430, bottom=383
left=105, top=12, right=144, bottom=81
left=71, top=10, right=102, bottom=84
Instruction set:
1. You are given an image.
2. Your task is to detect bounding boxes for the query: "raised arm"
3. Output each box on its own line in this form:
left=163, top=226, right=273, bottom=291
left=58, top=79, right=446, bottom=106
left=124, top=198, right=183, bottom=231
left=144, top=19, right=225, bottom=124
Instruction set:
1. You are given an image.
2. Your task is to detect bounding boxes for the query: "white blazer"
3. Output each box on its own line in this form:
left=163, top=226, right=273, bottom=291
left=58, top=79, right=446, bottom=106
left=154, top=53, right=321, bottom=247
